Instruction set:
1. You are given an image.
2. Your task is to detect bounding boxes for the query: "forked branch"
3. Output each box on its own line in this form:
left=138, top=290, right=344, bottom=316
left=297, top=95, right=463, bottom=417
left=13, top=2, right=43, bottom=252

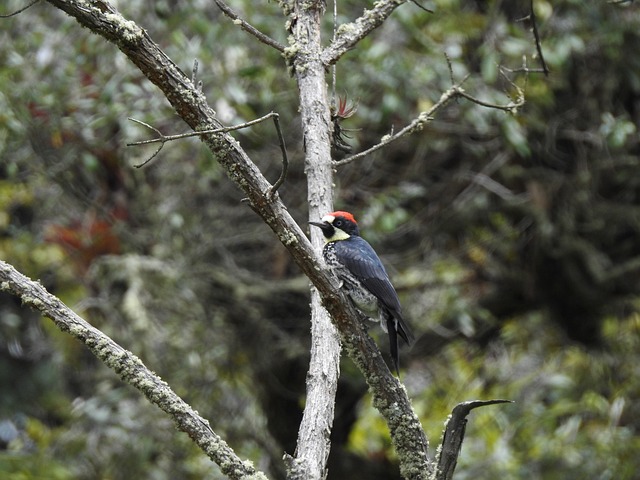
left=127, top=112, right=281, bottom=166
left=32, top=2, right=515, bottom=479
left=334, top=77, right=525, bottom=167
left=128, top=112, right=288, bottom=196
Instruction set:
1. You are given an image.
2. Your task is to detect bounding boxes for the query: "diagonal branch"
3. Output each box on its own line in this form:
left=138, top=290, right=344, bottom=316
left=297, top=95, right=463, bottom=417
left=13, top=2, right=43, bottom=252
left=334, top=81, right=525, bottom=167
left=333, top=86, right=457, bottom=167
left=321, top=0, right=410, bottom=66
left=213, top=0, right=285, bottom=52
left=126, top=111, right=284, bottom=168
left=0, top=0, right=40, bottom=18
left=0, top=260, right=268, bottom=480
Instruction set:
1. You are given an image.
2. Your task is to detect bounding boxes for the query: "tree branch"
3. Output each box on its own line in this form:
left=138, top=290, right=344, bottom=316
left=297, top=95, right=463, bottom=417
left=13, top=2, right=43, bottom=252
left=0, top=260, right=268, bottom=480
left=213, top=0, right=286, bottom=52
left=334, top=81, right=525, bottom=167
left=435, top=400, right=513, bottom=480
left=126, top=111, right=285, bottom=170
left=0, top=0, right=40, bottom=18
left=321, top=0, right=409, bottom=66
left=333, top=87, right=455, bottom=167
left=528, top=0, right=549, bottom=76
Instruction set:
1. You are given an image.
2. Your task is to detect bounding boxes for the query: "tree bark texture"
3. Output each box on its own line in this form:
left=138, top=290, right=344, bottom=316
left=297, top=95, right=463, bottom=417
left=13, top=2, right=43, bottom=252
left=0, top=261, right=267, bottom=480
left=283, top=1, right=341, bottom=479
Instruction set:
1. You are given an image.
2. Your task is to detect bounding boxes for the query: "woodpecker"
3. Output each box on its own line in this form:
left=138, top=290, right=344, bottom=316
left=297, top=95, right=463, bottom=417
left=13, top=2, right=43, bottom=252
left=309, top=211, right=414, bottom=374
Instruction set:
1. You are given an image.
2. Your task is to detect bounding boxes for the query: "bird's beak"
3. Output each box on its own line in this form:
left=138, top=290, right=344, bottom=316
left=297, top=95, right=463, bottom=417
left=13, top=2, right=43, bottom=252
left=309, top=220, right=332, bottom=235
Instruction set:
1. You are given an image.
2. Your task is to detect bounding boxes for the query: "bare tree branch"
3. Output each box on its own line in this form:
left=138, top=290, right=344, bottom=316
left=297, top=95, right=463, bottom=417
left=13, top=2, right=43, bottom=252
left=529, top=0, right=549, bottom=76
left=334, top=81, right=525, bottom=167
left=213, top=0, right=286, bottom=52
left=333, top=87, right=455, bottom=167
left=0, top=260, right=268, bottom=480
left=126, top=112, right=283, bottom=168
left=321, top=0, right=410, bottom=66
left=0, top=0, right=40, bottom=18
left=435, top=400, right=513, bottom=480
left=269, top=113, right=289, bottom=198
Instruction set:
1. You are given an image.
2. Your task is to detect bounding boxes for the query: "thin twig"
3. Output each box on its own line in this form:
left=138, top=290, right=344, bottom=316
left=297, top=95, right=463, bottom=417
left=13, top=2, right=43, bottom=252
left=334, top=78, right=525, bottom=167
left=269, top=113, right=289, bottom=198
left=191, top=59, right=203, bottom=92
left=500, top=55, right=547, bottom=77
left=501, top=66, right=548, bottom=74
left=529, top=0, right=549, bottom=76
left=213, top=0, right=285, bottom=52
left=128, top=112, right=282, bottom=168
left=0, top=0, right=40, bottom=17
left=409, top=0, right=434, bottom=13
left=128, top=119, right=165, bottom=167
left=453, top=86, right=524, bottom=113
left=444, top=52, right=455, bottom=86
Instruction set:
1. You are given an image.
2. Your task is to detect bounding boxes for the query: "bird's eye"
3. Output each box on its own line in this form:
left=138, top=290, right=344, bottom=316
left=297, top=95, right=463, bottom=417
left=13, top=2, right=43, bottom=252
left=334, top=220, right=342, bottom=227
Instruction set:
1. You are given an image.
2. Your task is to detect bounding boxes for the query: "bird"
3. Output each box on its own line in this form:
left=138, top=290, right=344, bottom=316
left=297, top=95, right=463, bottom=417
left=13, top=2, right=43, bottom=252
left=309, top=211, right=414, bottom=374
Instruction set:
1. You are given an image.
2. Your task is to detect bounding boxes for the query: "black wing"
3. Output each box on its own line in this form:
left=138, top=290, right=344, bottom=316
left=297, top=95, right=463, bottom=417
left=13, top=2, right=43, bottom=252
left=333, top=237, right=398, bottom=307
left=333, top=237, right=414, bottom=345
left=334, top=236, right=415, bottom=374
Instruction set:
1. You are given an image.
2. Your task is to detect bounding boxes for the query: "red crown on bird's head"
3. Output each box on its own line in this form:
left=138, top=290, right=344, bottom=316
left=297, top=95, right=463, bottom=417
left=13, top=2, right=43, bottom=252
left=328, top=211, right=357, bottom=224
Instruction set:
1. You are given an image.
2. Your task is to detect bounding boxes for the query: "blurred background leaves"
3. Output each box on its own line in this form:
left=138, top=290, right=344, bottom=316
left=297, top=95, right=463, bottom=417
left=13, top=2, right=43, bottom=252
left=1, top=0, right=640, bottom=478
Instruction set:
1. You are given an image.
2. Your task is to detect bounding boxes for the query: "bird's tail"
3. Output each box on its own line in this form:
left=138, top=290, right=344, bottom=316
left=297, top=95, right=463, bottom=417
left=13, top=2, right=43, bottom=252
left=386, top=312, right=414, bottom=375
left=387, top=318, right=400, bottom=375
left=396, top=315, right=415, bottom=346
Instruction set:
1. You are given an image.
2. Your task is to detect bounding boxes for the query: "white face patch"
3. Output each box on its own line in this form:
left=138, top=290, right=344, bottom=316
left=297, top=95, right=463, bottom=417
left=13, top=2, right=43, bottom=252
left=319, top=214, right=350, bottom=242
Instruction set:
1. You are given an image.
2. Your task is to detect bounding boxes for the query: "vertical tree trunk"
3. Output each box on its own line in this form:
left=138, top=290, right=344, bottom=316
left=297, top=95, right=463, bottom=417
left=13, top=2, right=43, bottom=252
left=284, top=1, right=342, bottom=479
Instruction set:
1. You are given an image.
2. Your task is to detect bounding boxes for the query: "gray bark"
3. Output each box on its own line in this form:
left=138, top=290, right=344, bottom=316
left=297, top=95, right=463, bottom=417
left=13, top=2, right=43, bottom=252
left=283, top=2, right=341, bottom=479
left=0, top=261, right=267, bottom=480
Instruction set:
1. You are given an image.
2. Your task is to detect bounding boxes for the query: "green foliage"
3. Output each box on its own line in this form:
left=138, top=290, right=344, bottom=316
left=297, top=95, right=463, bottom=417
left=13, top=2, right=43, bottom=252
left=451, top=312, right=640, bottom=479
left=2, top=0, right=640, bottom=479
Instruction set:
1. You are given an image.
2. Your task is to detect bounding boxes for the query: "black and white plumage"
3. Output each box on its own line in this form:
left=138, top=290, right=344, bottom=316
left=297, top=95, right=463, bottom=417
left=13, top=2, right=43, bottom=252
left=310, top=211, right=414, bottom=374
